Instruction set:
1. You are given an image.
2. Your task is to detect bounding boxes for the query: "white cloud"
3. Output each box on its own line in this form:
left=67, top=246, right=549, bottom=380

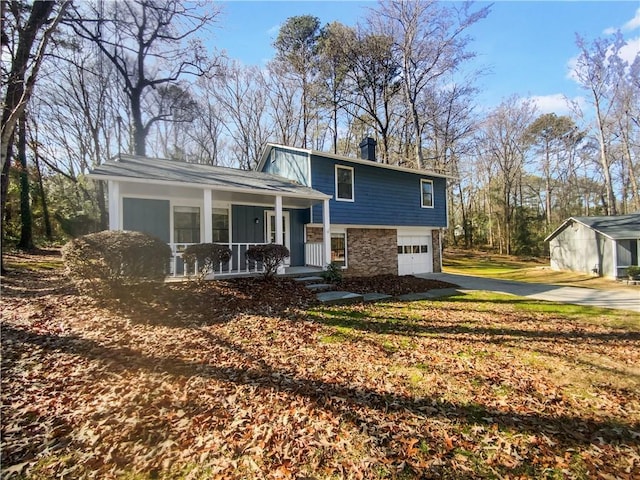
left=604, top=7, right=640, bottom=34
left=529, top=94, right=585, bottom=116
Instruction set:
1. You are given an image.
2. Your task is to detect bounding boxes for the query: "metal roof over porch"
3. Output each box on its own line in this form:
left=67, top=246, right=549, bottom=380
left=89, top=154, right=330, bottom=208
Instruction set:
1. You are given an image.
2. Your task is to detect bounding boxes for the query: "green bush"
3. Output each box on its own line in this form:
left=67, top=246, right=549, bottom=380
left=62, top=230, right=171, bottom=294
left=626, top=265, right=640, bottom=279
left=322, top=262, right=343, bottom=284
left=245, top=243, right=289, bottom=280
left=182, top=243, right=232, bottom=281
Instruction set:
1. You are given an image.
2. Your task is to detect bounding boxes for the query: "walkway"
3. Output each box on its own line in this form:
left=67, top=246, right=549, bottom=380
left=420, top=273, right=640, bottom=313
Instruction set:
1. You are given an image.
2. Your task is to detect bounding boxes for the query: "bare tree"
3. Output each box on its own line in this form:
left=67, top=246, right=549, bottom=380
left=66, top=0, right=219, bottom=156
left=477, top=96, right=536, bottom=254
left=572, top=32, right=629, bottom=215
left=371, top=0, right=489, bottom=168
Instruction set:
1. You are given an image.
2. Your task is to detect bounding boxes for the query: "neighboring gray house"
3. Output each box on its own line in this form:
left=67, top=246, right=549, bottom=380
left=545, top=213, right=640, bottom=278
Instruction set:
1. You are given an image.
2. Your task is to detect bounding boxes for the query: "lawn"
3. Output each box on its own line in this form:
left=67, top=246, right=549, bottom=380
left=443, top=248, right=636, bottom=291
left=2, top=251, right=639, bottom=479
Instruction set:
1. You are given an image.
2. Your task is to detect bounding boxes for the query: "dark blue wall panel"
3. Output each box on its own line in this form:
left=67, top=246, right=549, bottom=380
left=310, top=155, right=448, bottom=226
left=123, top=198, right=170, bottom=243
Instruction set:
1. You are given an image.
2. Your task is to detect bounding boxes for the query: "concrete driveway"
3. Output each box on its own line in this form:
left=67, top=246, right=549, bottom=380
left=420, top=273, right=640, bottom=313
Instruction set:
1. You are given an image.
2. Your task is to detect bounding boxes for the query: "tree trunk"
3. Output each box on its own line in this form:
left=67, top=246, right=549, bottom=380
left=34, top=147, right=52, bottom=241
left=17, top=113, right=34, bottom=250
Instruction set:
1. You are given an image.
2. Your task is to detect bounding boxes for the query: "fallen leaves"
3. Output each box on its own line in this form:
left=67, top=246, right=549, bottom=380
left=1, top=251, right=639, bottom=478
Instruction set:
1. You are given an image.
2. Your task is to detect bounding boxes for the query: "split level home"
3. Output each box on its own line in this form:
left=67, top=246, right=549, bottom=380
left=545, top=213, right=640, bottom=278
left=88, top=138, right=450, bottom=277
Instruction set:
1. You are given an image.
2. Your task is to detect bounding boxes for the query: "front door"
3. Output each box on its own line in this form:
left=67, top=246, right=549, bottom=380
left=265, top=211, right=291, bottom=266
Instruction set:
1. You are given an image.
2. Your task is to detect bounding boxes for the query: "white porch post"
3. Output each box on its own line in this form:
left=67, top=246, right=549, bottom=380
left=275, top=195, right=283, bottom=244
left=323, top=198, right=331, bottom=268
left=108, top=180, right=120, bottom=230
left=612, top=239, right=618, bottom=278
left=275, top=195, right=284, bottom=273
left=203, top=188, right=213, bottom=243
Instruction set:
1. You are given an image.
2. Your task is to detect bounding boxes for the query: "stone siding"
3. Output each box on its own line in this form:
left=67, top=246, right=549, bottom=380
left=346, top=228, right=397, bottom=277
left=431, top=229, right=442, bottom=273
left=306, top=227, right=323, bottom=243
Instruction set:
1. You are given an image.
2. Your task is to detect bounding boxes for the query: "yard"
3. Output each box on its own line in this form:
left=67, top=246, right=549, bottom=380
left=2, top=251, right=639, bottom=479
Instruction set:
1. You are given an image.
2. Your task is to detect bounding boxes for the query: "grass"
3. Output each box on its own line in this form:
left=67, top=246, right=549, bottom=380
left=443, top=248, right=636, bottom=291
left=3, top=253, right=640, bottom=478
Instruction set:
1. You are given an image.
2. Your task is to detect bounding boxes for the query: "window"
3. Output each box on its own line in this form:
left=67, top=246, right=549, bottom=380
left=174, top=206, right=200, bottom=243
left=336, top=165, right=354, bottom=201
left=421, top=179, right=433, bottom=208
left=331, top=232, right=347, bottom=268
left=212, top=208, right=229, bottom=243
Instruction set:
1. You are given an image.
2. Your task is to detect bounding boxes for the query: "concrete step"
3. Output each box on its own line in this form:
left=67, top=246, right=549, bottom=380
left=294, top=276, right=325, bottom=283
left=305, top=283, right=333, bottom=291
left=316, top=291, right=364, bottom=305
left=363, top=293, right=393, bottom=302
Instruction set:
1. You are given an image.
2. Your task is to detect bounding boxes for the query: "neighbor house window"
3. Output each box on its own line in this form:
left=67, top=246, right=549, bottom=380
left=421, top=179, right=434, bottom=208
left=331, top=232, right=347, bottom=268
left=336, top=165, right=354, bottom=201
left=174, top=206, right=200, bottom=243
left=212, top=208, right=229, bottom=243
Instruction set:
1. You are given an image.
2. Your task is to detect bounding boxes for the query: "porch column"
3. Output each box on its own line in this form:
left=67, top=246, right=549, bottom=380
left=203, top=188, right=213, bottom=243
left=108, top=180, right=120, bottom=230
left=275, top=195, right=284, bottom=274
left=323, top=198, right=331, bottom=267
left=275, top=195, right=283, bottom=244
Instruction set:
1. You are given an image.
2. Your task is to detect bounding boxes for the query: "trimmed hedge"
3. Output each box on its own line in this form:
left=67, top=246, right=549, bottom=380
left=182, top=243, right=232, bottom=281
left=245, top=244, right=290, bottom=280
left=62, top=230, right=171, bottom=294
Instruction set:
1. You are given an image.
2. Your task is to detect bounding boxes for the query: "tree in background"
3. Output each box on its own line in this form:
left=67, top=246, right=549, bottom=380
left=273, top=15, right=322, bottom=150
left=66, top=0, right=219, bottom=157
left=573, top=32, right=628, bottom=216
left=1, top=0, right=70, bottom=272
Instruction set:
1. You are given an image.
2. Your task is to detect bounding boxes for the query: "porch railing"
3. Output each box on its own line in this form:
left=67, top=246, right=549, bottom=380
left=305, top=242, right=324, bottom=268
left=169, top=242, right=267, bottom=277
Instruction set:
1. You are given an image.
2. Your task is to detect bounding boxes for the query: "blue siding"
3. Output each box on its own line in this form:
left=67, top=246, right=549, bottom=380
left=310, top=155, right=447, bottom=227
left=123, top=198, right=170, bottom=242
left=262, top=147, right=310, bottom=186
left=232, top=205, right=308, bottom=266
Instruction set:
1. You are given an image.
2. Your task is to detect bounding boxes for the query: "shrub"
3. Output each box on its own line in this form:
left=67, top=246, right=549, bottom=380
left=182, top=243, right=232, bottom=281
left=62, top=230, right=171, bottom=295
left=626, top=265, right=640, bottom=279
left=245, top=243, right=290, bottom=280
left=322, top=262, right=343, bottom=284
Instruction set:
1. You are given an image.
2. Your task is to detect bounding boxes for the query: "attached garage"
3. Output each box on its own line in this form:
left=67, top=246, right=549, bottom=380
left=397, top=229, right=433, bottom=275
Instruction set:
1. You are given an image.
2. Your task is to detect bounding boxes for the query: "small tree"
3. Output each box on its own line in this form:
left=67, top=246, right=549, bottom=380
left=62, top=230, right=171, bottom=295
left=182, top=243, right=232, bottom=281
left=245, top=244, right=289, bottom=280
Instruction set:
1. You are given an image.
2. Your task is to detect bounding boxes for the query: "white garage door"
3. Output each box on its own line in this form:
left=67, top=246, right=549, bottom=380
left=398, top=234, right=432, bottom=275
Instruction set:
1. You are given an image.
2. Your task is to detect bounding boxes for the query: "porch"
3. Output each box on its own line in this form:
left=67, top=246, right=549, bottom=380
left=168, top=242, right=325, bottom=279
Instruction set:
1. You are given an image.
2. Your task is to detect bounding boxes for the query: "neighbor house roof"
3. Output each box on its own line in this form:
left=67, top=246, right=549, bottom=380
left=88, top=154, right=330, bottom=201
left=545, top=213, right=640, bottom=242
left=257, top=143, right=456, bottom=180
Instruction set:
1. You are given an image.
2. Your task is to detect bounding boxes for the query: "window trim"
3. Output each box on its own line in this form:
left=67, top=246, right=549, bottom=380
left=212, top=207, right=230, bottom=244
left=420, top=179, right=434, bottom=209
left=331, top=229, right=348, bottom=269
left=335, top=165, right=354, bottom=202
left=173, top=205, right=201, bottom=244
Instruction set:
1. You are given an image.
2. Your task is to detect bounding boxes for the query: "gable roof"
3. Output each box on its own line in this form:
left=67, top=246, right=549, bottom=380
left=257, top=143, right=455, bottom=180
left=88, top=154, right=330, bottom=202
left=545, top=213, right=640, bottom=242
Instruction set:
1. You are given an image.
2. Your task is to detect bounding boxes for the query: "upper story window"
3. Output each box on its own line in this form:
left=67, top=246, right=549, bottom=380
left=421, top=179, right=434, bottom=208
left=335, top=165, right=354, bottom=202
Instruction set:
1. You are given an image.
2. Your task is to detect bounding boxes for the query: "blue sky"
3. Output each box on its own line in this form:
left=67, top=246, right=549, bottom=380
left=214, top=1, right=640, bottom=115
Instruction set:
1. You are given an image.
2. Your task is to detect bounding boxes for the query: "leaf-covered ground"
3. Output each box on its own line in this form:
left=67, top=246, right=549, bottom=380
left=2, top=251, right=639, bottom=479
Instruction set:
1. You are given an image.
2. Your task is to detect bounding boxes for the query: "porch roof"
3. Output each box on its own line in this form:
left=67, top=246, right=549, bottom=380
left=89, top=154, right=330, bottom=207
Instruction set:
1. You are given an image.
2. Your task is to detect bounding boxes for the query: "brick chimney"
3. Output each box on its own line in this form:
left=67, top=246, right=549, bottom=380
left=359, top=137, right=377, bottom=161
